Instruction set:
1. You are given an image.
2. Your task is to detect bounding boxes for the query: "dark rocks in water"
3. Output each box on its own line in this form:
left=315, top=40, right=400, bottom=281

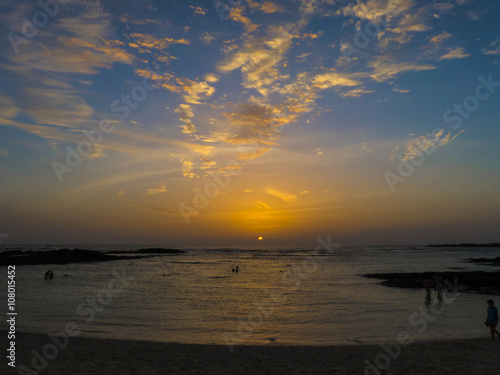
left=464, top=257, right=500, bottom=266
left=426, top=243, right=500, bottom=248
left=364, top=271, right=500, bottom=295
left=106, top=248, right=184, bottom=254
left=0, top=248, right=151, bottom=266
left=135, top=248, right=184, bottom=254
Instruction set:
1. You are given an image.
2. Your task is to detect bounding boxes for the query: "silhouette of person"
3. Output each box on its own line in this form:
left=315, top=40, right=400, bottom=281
left=434, top=273, right=443, bottom=299
left=236, top=266, right=239, bottom=273
left=425, top=293, right=431, bottom=306
left=423, top=276, right=433, bottom=297
left=485, top=299, right=500, bottom=341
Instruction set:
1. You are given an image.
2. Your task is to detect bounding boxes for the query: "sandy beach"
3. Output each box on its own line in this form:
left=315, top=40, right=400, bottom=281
left=2, top=330, right=498, bottom=375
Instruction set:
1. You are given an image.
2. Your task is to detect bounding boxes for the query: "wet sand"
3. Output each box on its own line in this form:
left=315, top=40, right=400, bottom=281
left=2, top=330, right=499, bottom=374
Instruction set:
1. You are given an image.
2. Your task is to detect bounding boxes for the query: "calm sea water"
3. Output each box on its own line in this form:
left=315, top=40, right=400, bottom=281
left=1, top=245, right=499, bottom=346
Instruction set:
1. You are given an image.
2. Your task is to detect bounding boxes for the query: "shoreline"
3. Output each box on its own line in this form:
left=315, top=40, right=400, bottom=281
left=2, top=331, right=498, bottom=374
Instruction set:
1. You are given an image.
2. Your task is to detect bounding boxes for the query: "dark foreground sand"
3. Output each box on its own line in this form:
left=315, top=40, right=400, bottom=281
left=2, top=331, right=499, bottom=375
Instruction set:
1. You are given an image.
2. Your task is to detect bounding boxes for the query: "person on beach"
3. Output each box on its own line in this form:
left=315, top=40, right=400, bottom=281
left=485, top=299, right=500, bottom=341
left=434, top=273, right=443, bottom=299
left=423, top=277, right=433, bottom=297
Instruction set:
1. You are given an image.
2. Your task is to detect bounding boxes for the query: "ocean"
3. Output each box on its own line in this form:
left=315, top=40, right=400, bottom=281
left=1, top=245, right=499, bottom=347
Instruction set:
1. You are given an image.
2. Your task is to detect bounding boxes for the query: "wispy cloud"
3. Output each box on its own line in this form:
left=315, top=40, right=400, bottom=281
left=336, top=0, right=414, bottom=22
left=483, top=37, right=500, bottom=55
left=147, top=186, right=168, bottom=195
left=189, top=5, right=206, bottom=15
left=399, top=129, right=466, bottom=161
left=175, top=104, right=196, bottom=134
left=217, top=23, right=296, bottom=95
left=247, top=0, right=285, bottom=14
left=0, top=94, right=20, bottom=119
left=438, top=47, right=471, bottom=60
left=228, top=6, right=260, bottom=33
left=264, top=187, right=297, bottom=203
left=369, top=56, right=436, bottom=82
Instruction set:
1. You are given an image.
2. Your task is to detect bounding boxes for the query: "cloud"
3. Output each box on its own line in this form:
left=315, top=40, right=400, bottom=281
left=201, top=32, right=215, bottom=44
left=433, top=2, right=454, bottom=12
left=312, top=72, right=362, bottom=89
left=219, top=103, right=283, bottom=146
left=297, top=0, right=318, bottom=15
left=217, top=24, right=296, bottom=95
left=399, top=129, right=466, bottom=161
left=369, top=56, right=436, bottom=82
left=134, top=69, right=215, bottom=104
left=336, top=0, right=414, bottom=22
left=0, top=118, right=82, bottom=148
left=0, top=16, right=136, bottom=145
left=264, top=187, right=297, bottom=203
left=80, top=0, right=107, bottom=19
left=147, top=186, right=168, bottom=195
left=189, top=5, right=206, bottom=15
left=260, top=1, right=286, bottom=13
left=0, top=94, right=20, bottom=119
left=429, top=31, right=452, bottom=45
left=392, top=88, right=410, bottom=93
left=128, top=33, right=189, bottom=54
left=339, top=88, right=375, bottom=98
left=466, top=11, right=481, bottom=20
left=375, top=7, right=431, bottom=48
left=203, top=73, right=220, bottom=83
left=423, top=32, right=470, bottom=61
left=247, top=0, right=285, bottom=14
left=182, top=81, right=216, bottom=104
left=296, top=52, right=311, bottom=62
left=9, top=19, right=134, bottom=75
left=438, top=47, right=471, bottom=60
left=24, top=88, right=94, bottom=128
left=175, top=104, right=196, bottom=134
left=228, top=6, right=260, bottom=33
left=483, top=37, right=500, bottom=56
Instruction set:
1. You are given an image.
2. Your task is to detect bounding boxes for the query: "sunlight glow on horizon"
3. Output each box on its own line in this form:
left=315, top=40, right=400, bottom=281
left=0, top=0, right=499, bottom=246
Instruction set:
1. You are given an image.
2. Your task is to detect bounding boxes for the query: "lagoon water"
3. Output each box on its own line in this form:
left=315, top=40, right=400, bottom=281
left=1, top=245, right=499, bottom=346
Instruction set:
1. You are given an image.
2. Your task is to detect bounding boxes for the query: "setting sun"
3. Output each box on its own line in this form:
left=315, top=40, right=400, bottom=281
left=258, top=237, right=263, bottom=240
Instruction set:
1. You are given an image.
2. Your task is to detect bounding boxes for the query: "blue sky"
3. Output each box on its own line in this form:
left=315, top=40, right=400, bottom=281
left=0, top=0, right=499, bottom=246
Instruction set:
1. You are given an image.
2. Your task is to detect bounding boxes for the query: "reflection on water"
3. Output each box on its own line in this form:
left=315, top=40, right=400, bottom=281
left=0, top=246, right=497, bottom=345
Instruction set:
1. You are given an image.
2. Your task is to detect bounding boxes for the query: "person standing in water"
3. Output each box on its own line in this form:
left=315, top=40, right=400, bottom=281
left=434, top=273, right=443, bottom=299
left=423, top=276, right=433, bottom=297
left=485, top=299, right=500, bottom=341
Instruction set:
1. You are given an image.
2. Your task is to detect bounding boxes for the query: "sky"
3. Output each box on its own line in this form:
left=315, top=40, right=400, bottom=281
left=0, top=0, right=499, bottom=247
